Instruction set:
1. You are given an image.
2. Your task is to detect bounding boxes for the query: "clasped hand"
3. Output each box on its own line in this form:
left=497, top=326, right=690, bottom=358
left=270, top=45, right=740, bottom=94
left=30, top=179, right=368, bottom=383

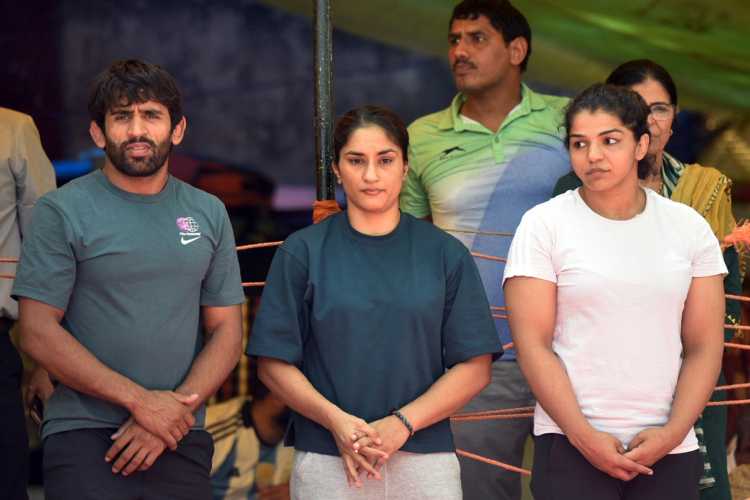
left=105, top=390, right=198, bottom=476
left=575, top=426, right=679, bottom=481
left=329, top=411, right=410, bottom=488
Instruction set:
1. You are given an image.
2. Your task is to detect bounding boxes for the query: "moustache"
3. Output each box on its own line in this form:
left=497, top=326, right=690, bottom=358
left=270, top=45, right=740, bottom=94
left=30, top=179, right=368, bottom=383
left=453, top=58, right=476, bottom=71
left=123, top=136, right=157, bottom=149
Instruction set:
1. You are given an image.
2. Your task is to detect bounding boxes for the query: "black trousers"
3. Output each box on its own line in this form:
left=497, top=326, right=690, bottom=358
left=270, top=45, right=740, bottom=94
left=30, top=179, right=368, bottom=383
left=531, top=433, right=702, bottom=500
left=44, top=428, right=214, bottom=500
left=0, top=319, right=29, bottom=500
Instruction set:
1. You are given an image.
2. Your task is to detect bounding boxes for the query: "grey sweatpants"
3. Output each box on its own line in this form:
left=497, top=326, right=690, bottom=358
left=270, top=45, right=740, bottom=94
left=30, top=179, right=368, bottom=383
left=451, top=360, right=535, bottom=500
left=291, top=450, right=462, bottom=500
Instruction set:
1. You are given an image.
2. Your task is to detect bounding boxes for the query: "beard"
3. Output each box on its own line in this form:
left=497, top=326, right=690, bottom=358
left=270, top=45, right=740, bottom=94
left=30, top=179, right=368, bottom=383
left=104, top=135, right=172, bottom=178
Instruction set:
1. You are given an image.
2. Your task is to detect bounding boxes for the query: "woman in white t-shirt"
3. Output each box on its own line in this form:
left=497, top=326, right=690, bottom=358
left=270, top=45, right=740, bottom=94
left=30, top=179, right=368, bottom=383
left=503, top=83, right=726, bottom=500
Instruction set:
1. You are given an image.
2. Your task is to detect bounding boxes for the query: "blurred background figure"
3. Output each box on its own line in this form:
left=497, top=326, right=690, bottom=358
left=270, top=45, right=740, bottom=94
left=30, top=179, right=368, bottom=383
left=0, top=107, right=56, bottom=500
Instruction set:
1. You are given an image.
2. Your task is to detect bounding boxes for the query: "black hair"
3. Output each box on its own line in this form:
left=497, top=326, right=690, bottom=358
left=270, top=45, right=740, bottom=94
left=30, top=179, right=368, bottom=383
left=450, top=0, right=532, bottom=71
left=88, top=59, right=183, bottom=131
left=333, top=105, right=409, bottom=164
left=565, top=83, right=652, bottom=179
left=606, top=59, right=678, bottom=106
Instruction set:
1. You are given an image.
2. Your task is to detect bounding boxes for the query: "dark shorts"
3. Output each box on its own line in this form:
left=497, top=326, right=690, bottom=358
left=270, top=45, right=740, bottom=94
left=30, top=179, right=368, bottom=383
left=531, top=433, right=702, bottom=500
left=43, top=427, right=214, bottom=500
left=0, top=319, right=29, bottom=500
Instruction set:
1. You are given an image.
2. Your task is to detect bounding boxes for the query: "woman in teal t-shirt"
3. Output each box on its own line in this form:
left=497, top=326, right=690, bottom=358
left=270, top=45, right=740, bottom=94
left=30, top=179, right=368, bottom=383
left=247, top=106, right=502, bottom=499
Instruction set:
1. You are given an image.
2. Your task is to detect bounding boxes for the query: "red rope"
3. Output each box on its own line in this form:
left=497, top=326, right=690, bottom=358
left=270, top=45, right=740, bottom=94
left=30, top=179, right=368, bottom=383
left=715, top=382, right=750, bottom=392
left=726, top=342, right=750, bottom=351
left=0, top=274, right=15, bottom=279
left=443, top=228, right=514, bottom=237
left=235, top=241, right=283, bottom=251
left=0, top=258, right=19, bottom=263
left=706, top=399, right=750, bottom=407
left=471, top=252, right=507, bottom=263
left=455, top=449, right=531, bottom=476
left=454, top=406, right=536, bottom=418
left=452, top=413, right=534, bottom=422
left=241, top=282, right=266, bottom=288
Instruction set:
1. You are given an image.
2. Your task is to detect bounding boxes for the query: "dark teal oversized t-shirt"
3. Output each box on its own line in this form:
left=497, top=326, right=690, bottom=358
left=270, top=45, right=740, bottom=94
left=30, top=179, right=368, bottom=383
left=247, top=212, right=502, bottom=455
left=12, top=169, right=245, bottom=439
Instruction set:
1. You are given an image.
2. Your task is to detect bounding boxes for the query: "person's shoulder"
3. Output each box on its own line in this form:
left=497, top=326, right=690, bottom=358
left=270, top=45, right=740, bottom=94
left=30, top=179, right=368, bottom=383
left=528, top=88, right=570, bottom=114
left=408, top=104, right=453, bottom=144
left=404, top=214, right=470, bottom=256
left=531, top=189, right=576, bottom=218
left=280, top=212, right=341, bottom=260
left=0, top=107, right=33, bottom=127
left=651, top=189, right=704, bottom=221
left=41, top=170, right=98, bottom=207
left=172, top=177, right=225, bottom=208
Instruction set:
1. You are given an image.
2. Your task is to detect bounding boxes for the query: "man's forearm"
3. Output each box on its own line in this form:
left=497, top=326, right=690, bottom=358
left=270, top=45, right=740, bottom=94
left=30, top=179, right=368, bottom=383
left=19, top=301, right=144, bottom=412
left=176, top=307, right=243, bottom=412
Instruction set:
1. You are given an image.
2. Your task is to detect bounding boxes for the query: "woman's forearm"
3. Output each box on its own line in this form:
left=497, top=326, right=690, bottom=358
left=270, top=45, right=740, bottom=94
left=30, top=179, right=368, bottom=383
left=664, top=343, right=722, bottom=441
left=257, top=357, right=343, bottom=430
left=516, top=343, right=594, bottom=445
left=399, top=354, right=492, bottom=433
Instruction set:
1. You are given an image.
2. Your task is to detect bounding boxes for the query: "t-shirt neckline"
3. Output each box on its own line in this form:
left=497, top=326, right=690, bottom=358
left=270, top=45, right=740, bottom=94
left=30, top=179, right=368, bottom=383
left=574, top=187, right=651, bottom=224
left=341, top=211, right=407, bottom=244
left=94, top=168, right=174, bottom=204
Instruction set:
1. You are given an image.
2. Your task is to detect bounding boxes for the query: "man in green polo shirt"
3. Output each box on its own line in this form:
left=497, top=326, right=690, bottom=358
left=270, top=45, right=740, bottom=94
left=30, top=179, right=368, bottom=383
left=400, top=1, right=570, bottom=498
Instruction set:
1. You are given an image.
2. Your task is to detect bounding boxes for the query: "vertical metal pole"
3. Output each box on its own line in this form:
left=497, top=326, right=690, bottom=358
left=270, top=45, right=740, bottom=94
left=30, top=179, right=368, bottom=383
left=314, top=0, right=336, bottom=201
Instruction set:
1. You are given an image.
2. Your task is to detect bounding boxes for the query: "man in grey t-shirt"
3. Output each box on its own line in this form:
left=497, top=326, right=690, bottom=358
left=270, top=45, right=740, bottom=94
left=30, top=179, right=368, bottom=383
left=12, top=60, right=244, bottom=500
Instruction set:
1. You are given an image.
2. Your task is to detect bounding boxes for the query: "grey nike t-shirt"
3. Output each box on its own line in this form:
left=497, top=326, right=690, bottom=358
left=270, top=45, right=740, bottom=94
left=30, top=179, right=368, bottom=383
left=12, top=169, right=244, bottom=439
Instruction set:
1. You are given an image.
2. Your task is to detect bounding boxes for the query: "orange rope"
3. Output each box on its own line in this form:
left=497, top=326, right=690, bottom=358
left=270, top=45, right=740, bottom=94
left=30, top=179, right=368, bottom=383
left=241, top=282, right=266, bottom=287
left=0, top=258, right=18, bottom=263
left=0, top=274, right=14, bottom=279
left=715, top=382, right=750, bottom=392
left=726, top=342, right=750, bottom=351
left=706, top=399, right=750, bottom=407
left=725, top=323, right=750, bottom=331
left=443, top=228, right=514, bottom=238
left=726, top=294, right=750, bottom=303
left=502, top=342, right=514, bottom=351
left=455, top=449, right=531, bottom=476
left=454, top=406, right=536, bottom=418
left=452, top=413, right=534, bottom=422
left=235, top=241, right=283, bottom=251
left=491, top=306, right=507, bottom=311
left=493, top=314, right=509, bottom=320
left=471, top=252, right=507, bottom=263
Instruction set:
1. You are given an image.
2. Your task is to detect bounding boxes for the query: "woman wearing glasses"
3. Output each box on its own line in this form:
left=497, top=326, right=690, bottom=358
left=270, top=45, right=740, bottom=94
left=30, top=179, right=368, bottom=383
left=553, top=59, right=738, bottom=500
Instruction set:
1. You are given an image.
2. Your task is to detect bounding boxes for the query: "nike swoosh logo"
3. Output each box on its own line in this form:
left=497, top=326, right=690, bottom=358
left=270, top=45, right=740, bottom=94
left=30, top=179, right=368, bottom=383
left=181, top=236, right=201, bottom=245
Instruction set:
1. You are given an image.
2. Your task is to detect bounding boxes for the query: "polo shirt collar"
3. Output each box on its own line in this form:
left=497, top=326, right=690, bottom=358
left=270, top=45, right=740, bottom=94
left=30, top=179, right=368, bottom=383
left=439, top=83, right=547, bottom=132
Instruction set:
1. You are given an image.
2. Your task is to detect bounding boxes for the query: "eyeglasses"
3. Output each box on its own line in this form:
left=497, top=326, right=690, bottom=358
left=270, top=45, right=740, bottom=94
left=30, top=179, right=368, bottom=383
left=649, top=103, right=674, bottom=120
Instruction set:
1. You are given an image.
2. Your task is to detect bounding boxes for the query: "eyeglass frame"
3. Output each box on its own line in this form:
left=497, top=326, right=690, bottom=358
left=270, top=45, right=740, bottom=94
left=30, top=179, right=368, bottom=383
left=648, top=102, right=675, bottom=121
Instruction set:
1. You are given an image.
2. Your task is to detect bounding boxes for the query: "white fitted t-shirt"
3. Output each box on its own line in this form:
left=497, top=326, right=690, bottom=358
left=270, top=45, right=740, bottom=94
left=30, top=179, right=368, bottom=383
left=503, top=188, right=727, bottom=453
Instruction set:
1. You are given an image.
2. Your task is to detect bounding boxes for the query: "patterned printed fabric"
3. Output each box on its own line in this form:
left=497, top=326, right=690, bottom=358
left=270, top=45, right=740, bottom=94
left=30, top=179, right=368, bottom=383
left=207, top=397, right=293, bottom=500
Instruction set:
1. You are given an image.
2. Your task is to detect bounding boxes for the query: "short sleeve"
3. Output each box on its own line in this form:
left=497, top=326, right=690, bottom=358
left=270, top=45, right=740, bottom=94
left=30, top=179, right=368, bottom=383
left=11, top=198, right=76, bottom=311
left=399, top=146, right=431, bottom=218
left=246, top=245, right=310, bottom=366
left=442, top=247, right=503, bottom=367
left=200, top=204, right=244, bottom=306
left=502, top=209, right=557, bottom=286
left=691, top=216, right=728, bottom=278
